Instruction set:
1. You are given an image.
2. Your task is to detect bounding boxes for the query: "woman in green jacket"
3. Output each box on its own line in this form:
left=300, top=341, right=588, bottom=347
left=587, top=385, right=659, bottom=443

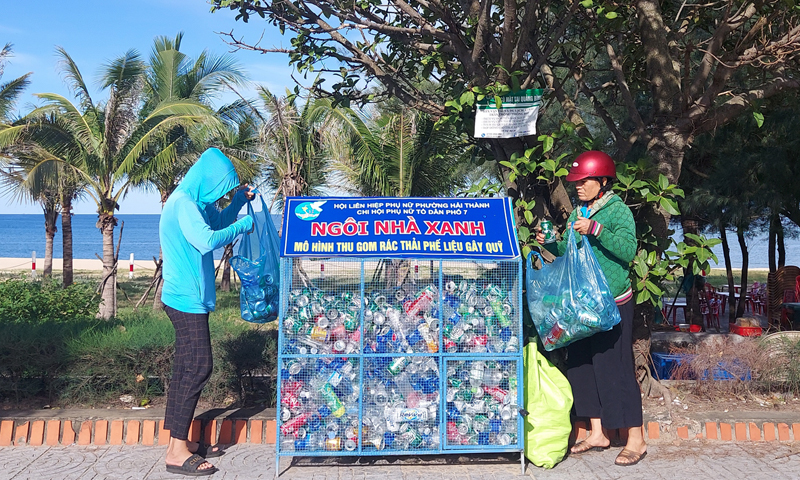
left=536, top=151, right=647, bottom=467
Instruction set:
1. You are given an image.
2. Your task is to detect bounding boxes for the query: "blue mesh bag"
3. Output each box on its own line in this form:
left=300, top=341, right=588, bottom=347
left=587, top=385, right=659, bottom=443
left=526, top=228, right=621, bottom=350
left=230, top=194, right=280, bottom=323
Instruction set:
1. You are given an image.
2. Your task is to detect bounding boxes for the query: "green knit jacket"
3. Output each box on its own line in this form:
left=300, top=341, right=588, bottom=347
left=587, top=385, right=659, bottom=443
left=541, top=193, right=637, bottom=301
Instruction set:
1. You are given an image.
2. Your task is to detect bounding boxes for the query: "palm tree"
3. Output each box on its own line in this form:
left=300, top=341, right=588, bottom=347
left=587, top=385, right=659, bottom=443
left=326, top=104, right=472, bottom=197
left=3, top=112, right=91, bottom=287
left=254, top=88, right=330, bottom=212
left=23, top=47, right=218, bottom=318
left=0, top=147, right=60, bottom=278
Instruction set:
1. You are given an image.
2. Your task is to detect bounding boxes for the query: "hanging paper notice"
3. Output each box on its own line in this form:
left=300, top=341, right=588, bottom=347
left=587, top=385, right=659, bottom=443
left=474, top=89, right=543, bottom=139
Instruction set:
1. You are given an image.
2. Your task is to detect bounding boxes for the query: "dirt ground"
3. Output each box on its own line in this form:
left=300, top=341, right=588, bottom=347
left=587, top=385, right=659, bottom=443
left=642, top=381, right=800, bottom=429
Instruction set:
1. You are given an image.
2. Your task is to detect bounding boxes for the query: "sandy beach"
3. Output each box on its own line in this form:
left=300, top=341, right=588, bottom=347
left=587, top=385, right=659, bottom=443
left=0, top=257, right=160, bottom=273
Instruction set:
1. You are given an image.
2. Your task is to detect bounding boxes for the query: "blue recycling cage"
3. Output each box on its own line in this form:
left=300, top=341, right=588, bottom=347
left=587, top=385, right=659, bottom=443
left=275, top=197, right=525, bottom=477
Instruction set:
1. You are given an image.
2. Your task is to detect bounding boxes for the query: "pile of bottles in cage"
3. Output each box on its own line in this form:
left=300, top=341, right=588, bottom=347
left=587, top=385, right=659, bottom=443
left=278, top=357, right=518, bottom=451
left=281, top=280, right=519, bottom=355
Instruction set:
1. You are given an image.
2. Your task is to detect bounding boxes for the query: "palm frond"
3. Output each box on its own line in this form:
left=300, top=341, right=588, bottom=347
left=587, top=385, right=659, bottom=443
left=115, top=100, right=218, bottom=177
left=30, top=94, right=102, bottom=154
left=186, top=51, right=247, bottom=101
left=99, top=49, right=145, bottom=91
left=0, top=124, right=25, bottom=149
left=54, top=47, right=94, bottom=111
left=0, top=72, right=32, bottom=120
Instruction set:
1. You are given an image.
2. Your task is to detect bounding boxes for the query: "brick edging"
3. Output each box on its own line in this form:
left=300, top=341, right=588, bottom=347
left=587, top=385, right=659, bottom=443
left=570, top=420, right=800, bottom=444
left=2, top=416, right=799, bottom=447
left=0, top=417, right=277, bottom=447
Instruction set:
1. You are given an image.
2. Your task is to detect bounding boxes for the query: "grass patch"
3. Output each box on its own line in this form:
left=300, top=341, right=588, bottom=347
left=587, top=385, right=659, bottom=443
left=0, top=275, right=278, bottom=409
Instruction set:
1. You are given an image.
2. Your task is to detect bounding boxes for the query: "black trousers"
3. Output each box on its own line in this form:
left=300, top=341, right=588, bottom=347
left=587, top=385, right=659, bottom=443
left=566, top=300, right=643, bottom=430
left=164, top=306, right=214, bottom=441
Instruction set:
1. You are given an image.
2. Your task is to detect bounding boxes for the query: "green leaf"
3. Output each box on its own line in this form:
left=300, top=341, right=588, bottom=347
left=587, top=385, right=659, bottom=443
left=555, top=168, right=569, bottom=177
left=753, top=111, right=764, bottom=128
left=522, top=245, right=532, bottom=260
left=605, top=11, right=618, bottom=19
left=542, top=136, right=554, bottom=153
left=580, top=0, right=593, bottom=6
left=524, top=210, right=534, bottom=224
left=659, top=197, right=681, bottom=215
left=658, top=174, right=669, bottom=191
left=499, top=161, right=518, bottom=173
left=684, top=233, right=703, bottom=244
left=494, top=96, right=502, bottom=109
left=460, top=90, right=475, bottom=106
left=518, top=226, right=531, bottom=242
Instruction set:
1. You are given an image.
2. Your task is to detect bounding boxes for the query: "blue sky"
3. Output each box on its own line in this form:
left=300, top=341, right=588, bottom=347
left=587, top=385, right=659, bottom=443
left=0, top=0, right=298, bottom=214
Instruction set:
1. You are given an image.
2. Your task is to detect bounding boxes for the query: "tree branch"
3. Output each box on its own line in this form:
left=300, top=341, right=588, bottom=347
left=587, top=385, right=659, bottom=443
left=691, top=73, right=800, bottom=135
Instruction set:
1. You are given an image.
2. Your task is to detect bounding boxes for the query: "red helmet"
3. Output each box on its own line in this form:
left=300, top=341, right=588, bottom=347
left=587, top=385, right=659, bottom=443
left=565, top=151, right=616, bottom=182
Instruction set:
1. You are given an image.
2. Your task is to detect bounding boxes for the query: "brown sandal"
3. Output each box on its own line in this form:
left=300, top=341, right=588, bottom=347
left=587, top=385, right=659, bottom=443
left=615, top=448, right=647, bottom=466
left=570, top=440, right=610, bottom=455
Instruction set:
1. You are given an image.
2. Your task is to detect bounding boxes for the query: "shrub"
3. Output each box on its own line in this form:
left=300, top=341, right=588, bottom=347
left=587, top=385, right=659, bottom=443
left=669, top=336, right=761, bottom=397
left=758, top=333, right=800, bottom=396
left=0, top=279, right=97, bottom=323
left=0, top=305, right=280, bottom=408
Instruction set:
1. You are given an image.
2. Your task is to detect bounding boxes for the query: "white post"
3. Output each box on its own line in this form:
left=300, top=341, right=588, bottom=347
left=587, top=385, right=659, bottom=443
left=129, top=253, right=135, bottom=279
left=31, top=251, right=37, bottom=280
left=320, top=262, right=325, bottom=281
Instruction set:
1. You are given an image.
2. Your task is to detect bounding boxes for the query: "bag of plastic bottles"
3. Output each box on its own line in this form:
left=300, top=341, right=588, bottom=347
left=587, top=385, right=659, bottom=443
left=526, top=228, right=621, bottom=351
left=523, top=339, right=572, bottom=468
left=230, top=194, right=280, bottom=323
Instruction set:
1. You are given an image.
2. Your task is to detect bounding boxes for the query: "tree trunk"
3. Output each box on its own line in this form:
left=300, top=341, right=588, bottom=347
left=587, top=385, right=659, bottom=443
left=736, top=226, right=749, bottom=319
left=43, top=207, right=58, bottom=279
left=97, top=214, right=118, bottom=319
left=777, top=219, right=786, bottom=268
left=220, top=243, right=234, bottom=292
left=769, top=213, right=777, bottom=273
left=720, top=227, right=737, bottom=322
left=153, top=250, right=164, bottom=311
left=681, top=216, right=703, bottom=327
left=62, top=197, right=74, bottom=287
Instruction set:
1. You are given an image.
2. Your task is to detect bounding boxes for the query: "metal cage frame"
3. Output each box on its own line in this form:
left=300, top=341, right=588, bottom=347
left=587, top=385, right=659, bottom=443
left=275, top=256, right=525, bottom=477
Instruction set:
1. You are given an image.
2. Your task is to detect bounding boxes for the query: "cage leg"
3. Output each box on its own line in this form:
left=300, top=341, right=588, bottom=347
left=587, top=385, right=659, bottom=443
left=275, top=455, right=280, bottom=479
left=520, top=450, right=525, bottom=475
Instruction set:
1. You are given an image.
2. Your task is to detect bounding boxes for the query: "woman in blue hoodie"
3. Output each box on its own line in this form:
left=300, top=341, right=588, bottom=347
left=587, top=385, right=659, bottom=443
left=159, top=148, right=254, bottom=476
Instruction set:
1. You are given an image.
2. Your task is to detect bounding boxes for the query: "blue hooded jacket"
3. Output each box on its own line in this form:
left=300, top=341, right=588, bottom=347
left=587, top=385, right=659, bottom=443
left=159, top=148, right=254, bottom=313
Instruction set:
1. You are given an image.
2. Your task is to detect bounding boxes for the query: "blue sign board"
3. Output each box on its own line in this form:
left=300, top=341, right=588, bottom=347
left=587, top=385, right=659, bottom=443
left=281, top=197, right=520, bottom=259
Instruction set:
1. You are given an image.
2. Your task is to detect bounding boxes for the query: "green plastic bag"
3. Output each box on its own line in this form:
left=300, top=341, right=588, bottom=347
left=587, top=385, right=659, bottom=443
left=523, top=339, right=573, bottom=469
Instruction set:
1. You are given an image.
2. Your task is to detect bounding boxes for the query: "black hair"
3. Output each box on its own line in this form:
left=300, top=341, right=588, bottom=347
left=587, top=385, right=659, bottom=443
left=589, top=177, right=615, bottom=200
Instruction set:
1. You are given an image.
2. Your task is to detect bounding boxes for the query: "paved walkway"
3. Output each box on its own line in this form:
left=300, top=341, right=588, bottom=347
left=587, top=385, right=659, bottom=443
left=2, top=441, right=799, bottom=480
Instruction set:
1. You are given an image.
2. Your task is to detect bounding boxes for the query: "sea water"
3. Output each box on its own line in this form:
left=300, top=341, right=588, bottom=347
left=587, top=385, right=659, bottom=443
left=0, top=214, right=283, bottom=261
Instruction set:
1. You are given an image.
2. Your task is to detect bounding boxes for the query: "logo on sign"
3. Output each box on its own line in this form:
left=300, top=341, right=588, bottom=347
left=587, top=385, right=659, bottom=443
left=294, top=201, right=326, bottom=221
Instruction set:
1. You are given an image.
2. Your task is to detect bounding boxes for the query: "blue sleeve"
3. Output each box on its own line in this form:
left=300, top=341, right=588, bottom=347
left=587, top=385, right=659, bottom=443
left=206, top=189, right=249, bottom=230
left=178, top=199, right=251, bottom=254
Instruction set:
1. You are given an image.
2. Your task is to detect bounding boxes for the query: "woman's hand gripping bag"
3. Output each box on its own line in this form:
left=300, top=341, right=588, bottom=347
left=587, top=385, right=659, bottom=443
left=526, top=228, right=620, bottom=350
left=230, top=195, right=280, bottom=323
left=523, top=340, right=573, bottom=468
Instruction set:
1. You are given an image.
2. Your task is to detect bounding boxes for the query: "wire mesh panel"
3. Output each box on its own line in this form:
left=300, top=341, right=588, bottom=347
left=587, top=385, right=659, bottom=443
left=444, top=359, right=519, bottom=448
left=362, top=259, right=440, bottom=354
left=362, top=355, right=441, bottom=452
left=281, top=258, right=363, bottom=356
left=440, top=261, right=521, bottom=354
left=278, top=356, right=361, bottom=453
